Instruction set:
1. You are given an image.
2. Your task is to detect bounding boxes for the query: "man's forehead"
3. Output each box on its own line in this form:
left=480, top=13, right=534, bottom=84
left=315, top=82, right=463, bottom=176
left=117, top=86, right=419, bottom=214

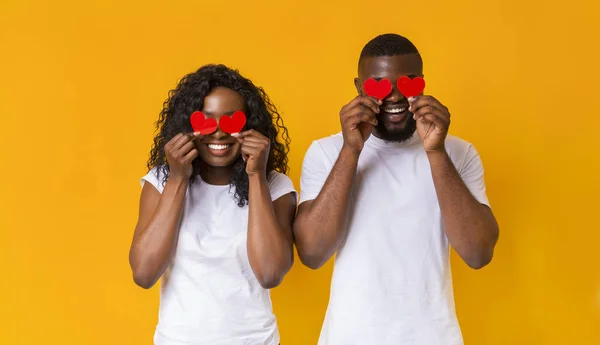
left=359, top=54, right=422, bottom=78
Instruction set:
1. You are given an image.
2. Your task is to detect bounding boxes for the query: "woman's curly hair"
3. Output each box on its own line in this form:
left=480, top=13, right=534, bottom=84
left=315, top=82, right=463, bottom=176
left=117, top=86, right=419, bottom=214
left=147, top=64, right=290, bottom=207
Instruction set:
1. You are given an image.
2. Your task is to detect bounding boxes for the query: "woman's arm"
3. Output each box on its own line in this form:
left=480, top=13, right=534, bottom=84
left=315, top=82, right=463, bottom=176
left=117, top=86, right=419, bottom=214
left=236, top=129, right=297, bottom=289
left=246, top=173, right=296, bottom=289
left=128, top=133, right=199, bottom=289
left=129, top=177, right=188, bottom=289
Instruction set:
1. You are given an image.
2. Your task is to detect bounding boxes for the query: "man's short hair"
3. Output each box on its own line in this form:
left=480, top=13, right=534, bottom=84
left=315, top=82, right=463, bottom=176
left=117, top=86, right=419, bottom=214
left=359, top=33, right=422, bottom=66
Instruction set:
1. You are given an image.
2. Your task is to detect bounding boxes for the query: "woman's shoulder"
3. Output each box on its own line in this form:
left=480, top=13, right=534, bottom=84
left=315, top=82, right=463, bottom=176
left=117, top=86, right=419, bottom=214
left=141, top=166, right=167, bottom=193
left=266, top=170, right=297, bottom=202
left=267, top=170, right=289, bottom=181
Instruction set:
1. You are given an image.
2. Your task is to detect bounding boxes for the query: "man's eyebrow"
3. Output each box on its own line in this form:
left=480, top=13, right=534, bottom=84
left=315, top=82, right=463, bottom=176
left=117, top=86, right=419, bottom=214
left=369, top=75, right=418, bottom=81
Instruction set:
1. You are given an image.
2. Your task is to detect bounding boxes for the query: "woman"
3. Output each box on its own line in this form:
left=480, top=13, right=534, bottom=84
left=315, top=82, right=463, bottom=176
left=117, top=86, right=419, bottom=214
left=129, top=64, right=296, bottom=345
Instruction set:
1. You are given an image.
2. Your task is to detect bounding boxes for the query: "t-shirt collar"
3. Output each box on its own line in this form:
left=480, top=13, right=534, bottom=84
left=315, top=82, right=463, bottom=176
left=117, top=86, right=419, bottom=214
left=364, top=130, right=421, bottom=150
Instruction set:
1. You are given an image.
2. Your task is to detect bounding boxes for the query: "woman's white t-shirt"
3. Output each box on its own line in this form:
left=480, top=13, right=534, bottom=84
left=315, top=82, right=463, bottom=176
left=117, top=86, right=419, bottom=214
left=141, top=168, right=296, bottom=345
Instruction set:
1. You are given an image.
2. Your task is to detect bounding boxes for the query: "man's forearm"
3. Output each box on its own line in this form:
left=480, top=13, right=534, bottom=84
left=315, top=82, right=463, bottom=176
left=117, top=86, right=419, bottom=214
left=293, top=146, right=360, bottom=269
left=427, top=150, right=499, bottom=269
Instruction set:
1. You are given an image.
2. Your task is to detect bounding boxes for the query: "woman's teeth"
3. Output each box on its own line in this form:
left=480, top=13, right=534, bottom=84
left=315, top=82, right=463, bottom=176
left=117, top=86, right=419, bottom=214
left=385, top=107, right=407, bottom=114
left=207, top=144, right=231, bottom=150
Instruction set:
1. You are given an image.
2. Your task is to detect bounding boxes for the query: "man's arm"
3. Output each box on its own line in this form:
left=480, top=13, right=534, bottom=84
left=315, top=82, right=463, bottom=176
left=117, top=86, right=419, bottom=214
left=293, top=96, right=380, bottom=270
left=293, top=146, right=360, bottom=269
left=427, top=149, right=499, bottom=269
left=409, top=94, right=499, bottom=269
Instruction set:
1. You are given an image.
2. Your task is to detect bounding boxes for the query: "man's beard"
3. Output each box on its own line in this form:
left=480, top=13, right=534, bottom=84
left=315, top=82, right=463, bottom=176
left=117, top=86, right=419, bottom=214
left=373, top=113, right=417, bottom=143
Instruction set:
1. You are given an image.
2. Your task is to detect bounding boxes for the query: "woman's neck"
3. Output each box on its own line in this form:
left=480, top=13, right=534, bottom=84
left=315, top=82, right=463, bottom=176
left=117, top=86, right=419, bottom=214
left=198, top=163, right=233, bottom=186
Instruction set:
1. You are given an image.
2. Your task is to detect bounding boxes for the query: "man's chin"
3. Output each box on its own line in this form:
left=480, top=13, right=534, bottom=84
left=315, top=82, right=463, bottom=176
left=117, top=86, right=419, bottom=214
left=373, top=123, right=416, bottom=143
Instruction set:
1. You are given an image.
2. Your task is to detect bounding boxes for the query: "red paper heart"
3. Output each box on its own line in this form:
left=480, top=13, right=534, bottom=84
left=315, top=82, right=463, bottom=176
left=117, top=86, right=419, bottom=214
left=363, top=78, right=393, bottom=100
left=397, top=76, right=426, bottom=98
left=219, top=110, right=247, bottom=134
left=190, top=111, right=218, bottom=135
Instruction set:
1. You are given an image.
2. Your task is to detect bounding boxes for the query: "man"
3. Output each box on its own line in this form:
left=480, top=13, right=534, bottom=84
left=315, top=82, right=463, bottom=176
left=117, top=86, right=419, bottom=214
left=293, top=33, right=499, bottom=345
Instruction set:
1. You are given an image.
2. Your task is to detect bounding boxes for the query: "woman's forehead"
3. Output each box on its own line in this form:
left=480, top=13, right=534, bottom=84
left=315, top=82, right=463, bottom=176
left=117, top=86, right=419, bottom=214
left=202, top=87, right=245, bottom=114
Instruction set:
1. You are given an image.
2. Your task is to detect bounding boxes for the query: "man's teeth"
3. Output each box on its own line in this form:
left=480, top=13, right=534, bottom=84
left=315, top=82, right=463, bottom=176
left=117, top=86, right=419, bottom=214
left=207, top=144, right=231, bottom=150
left=385, top=107, right=407, bottom=114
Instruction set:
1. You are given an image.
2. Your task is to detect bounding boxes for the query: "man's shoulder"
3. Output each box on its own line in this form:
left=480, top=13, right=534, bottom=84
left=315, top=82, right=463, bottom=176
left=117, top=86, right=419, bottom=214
left=445, top=134, right=477, bottom=156
left=445, top=133, right=473, bottom=148
left=300, top=132, right=345, bottom=167
left=444, top=134, right=483, bottom=169
left=307, top=132, right=344, bottom=154
left=313, top=131, right=344, bottom=147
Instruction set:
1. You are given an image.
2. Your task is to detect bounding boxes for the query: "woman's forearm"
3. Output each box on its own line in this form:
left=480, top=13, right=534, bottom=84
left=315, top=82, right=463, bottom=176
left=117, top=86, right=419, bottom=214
left=129, top=177, right=188, bottom=288
left=246, top=173, right=294, bottom=289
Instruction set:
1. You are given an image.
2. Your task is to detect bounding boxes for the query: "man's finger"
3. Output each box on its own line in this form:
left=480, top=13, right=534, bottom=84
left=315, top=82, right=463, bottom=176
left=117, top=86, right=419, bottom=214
left=420, top=114, right=449, bottom=130
left=344, top=106, right=377, bottom=120
left=356, top=96, right=381, bottom=114
left=357, top=96, right=381, bottom=114
left=412, top=105, right=437, bottom=119
left=344, top=96, right=381, bottom=115
left=344, top=108, right=377, bottom=126
left=357, top=112, right=378, bottom=126
left=409, top=96, right=445, bottom=113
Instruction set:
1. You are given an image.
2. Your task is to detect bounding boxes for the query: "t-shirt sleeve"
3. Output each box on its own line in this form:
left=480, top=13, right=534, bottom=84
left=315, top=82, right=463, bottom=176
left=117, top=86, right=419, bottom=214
left=268, top=171, right=297, bottom=203
left=299, top=141, right=330, bottom=205
left=458, top=145, right=490, bottom=207
left=140, top=167, right=165, bottom=194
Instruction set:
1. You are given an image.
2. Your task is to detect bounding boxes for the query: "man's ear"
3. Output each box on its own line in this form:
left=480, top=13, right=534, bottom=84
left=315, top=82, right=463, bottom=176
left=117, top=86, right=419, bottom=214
left=354, top=77, right=362, bottom=95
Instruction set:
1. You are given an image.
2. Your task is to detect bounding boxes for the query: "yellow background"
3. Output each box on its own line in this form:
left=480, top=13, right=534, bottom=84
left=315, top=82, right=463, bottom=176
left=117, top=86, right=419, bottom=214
left=1, top=0, right=599, bottom=344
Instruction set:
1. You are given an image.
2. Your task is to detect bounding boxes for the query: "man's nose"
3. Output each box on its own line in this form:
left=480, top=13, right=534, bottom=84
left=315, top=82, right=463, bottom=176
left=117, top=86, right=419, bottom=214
left=384, top=86, right=405, bottom=103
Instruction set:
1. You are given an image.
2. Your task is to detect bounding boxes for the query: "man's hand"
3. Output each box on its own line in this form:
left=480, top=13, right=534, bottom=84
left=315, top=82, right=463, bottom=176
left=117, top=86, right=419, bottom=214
left=409, top=95, right=451, bottom=152
left=340, top=96, right=381, bottom=153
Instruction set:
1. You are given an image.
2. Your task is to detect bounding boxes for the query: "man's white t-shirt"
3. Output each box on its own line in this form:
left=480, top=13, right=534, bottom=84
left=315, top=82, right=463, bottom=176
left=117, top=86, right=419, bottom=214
left=299, top=132, right=490, bottom=345
left=141, top=168, right=296, bottom=345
